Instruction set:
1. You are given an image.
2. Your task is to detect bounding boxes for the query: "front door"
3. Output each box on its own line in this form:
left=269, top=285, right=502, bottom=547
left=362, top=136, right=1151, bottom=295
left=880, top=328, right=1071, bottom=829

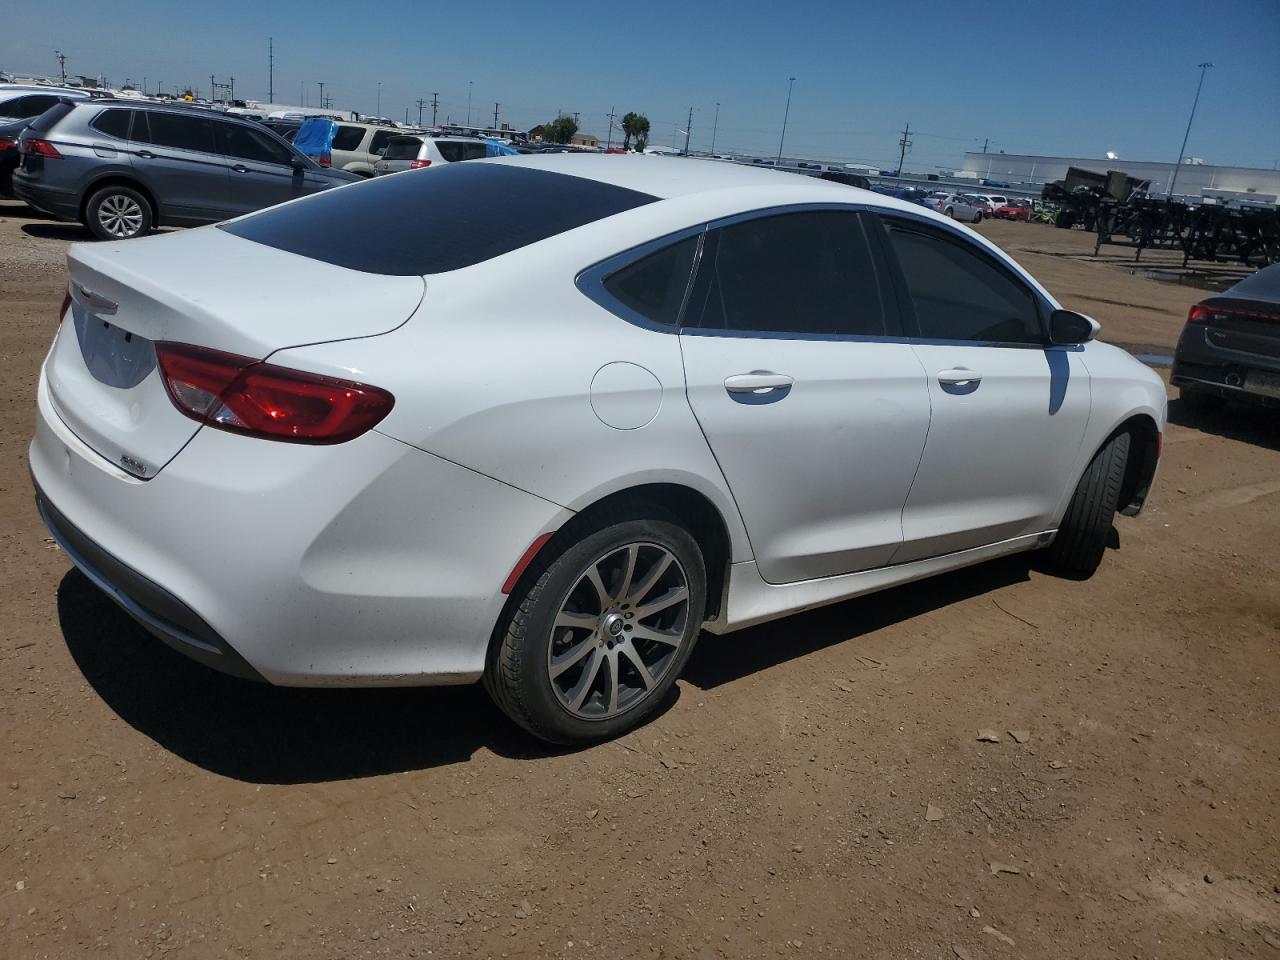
left=218, top=122, right=307, bottom=216
left=875, top=215, right=1092, bottom=562
left=130, top=111, right=232, bottom=222
left=679, top=209, right=932, bottom=584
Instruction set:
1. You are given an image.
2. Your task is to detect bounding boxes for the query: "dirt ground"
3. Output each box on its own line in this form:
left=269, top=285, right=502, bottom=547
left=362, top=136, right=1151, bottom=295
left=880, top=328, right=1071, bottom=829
left=1, top=201, right=1278, bottom=960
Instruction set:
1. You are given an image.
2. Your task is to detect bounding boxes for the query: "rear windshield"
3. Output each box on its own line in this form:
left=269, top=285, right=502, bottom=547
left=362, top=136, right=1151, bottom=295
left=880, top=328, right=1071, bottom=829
left=383, top=136, right=422, bottom=160
left=220, top=163, right=657, bottom=275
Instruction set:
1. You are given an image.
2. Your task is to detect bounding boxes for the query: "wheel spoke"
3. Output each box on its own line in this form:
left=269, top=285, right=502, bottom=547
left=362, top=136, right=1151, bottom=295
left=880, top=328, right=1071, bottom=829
left=626, top=554, right=672, bottom=605
left=549, top=635, right=596, bottom=679
left=619, top=643, right=655, bottom=690
left=634, top=585, right=688, bottom=621
left=554, top=610, right=598, bottom=631
left=630, top=624, right=683, bottom=648
left=605, top=653, right=620, bottom=714
left=567, top=647, right=604, bottom=711
left=583, top=563, right=611, bottom=610
left=615, top=544, right=639, bottom=605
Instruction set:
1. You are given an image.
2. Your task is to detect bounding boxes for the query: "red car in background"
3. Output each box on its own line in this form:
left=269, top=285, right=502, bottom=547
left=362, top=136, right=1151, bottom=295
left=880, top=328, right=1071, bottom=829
left=994, top=200, right=1034, bottom=221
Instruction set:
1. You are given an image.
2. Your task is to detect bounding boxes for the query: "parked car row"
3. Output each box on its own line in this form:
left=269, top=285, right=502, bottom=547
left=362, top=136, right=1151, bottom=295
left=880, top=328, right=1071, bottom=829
left=10, top=97, right=359, bottom=239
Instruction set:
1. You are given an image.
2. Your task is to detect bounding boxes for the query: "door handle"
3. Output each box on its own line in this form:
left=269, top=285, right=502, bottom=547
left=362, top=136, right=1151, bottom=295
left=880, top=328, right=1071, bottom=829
left=232, top=164, right=249, bottom=173
left=937, top=368, right=982, bottom=386
left=135, top=150, right=155, bottom=159
left=724, top=372, right=794, bottom=403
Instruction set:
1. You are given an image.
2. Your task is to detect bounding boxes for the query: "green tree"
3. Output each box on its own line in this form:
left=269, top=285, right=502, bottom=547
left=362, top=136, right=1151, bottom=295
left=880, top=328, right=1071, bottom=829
left=621, top=112, right=650, bottom=152
left=543, top=115, right=579, bottom=145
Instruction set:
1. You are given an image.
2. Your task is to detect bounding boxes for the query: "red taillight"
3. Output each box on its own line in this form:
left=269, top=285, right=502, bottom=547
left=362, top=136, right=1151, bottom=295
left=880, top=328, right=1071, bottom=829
left=154, top=342, right=394, bottom=445
left=317, top=152, right=331, bottom=167
left=1187, top=304, right=1210, bottom=324
left=409, top=158, right=432, bottom=169
left=20, top=138, right=62, bottom=159
left=0, top=137, right=16, bottom=151
left=1188, top=302, right=1277, bottom=325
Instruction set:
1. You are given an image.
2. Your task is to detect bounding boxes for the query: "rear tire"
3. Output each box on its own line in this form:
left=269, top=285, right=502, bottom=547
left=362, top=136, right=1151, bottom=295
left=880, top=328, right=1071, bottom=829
left=485, top=511, right=707, bottom=744
left=85, top=185, right=152, bottom=241
left=1045, top=432, right=1131, bottom=578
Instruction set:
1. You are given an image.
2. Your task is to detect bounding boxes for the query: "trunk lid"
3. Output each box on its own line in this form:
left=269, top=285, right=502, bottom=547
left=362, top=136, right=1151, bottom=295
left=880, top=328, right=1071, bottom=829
left=45, top=226, right=424, bottom=479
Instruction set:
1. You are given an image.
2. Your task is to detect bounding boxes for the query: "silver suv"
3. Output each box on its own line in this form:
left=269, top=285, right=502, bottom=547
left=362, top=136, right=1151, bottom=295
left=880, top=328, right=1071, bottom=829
left=13, top=99, right=359, bottom=240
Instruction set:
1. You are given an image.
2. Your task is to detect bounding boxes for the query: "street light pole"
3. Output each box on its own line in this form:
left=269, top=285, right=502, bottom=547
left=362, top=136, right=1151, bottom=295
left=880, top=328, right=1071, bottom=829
left=711, top=101, right=720, bottom=155
left=1168, top=61, right=1213, bottom=198
left=466, top=81, right=473, bottom=125
left=776, top=77, right=795, bottom=164
left=376, top=81, right=381, bottom=118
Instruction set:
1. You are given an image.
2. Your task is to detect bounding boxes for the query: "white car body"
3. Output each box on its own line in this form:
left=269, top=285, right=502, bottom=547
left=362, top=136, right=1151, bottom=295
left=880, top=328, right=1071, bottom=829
left=373, top=135, right=488, bottom=175
left=31, top=155, right=1166, bottom=724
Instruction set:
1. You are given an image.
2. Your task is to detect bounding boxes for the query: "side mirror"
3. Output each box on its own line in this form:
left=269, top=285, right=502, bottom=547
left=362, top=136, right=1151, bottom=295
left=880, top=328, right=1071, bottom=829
left=1049, top=309, right=1100, bottom=346
left=291, top=156, right=308, bottom=173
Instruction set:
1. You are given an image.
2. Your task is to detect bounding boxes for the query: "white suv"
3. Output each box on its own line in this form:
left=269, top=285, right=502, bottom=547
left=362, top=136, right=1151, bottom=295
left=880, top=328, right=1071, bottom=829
left=328, top=122, right=412, bottom=177
left=373, top=135, right=488, bottom=175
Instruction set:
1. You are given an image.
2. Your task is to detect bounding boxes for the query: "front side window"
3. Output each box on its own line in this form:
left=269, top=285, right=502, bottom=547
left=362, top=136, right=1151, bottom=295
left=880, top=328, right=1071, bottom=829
left=382, top=137, right=422, bottom=160
left=880, top=217, right=1043, bottom=344
left=91, top=108, right=132, bottom=140
left=221, top=123, right=293, bottom=165
left=600, top=236, right=699, bottom=327
left=138, top=112, right=219, bottom=154
left=332, top=125, right=365, bottom=151
left=684, top=210, right=886, bottom=337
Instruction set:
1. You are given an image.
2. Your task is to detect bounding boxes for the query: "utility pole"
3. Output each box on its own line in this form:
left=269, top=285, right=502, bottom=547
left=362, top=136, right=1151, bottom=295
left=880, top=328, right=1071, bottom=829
left=606, top=106, right=616, bottom=149
left=896, top=122, right=912, bottom=176
left=416, top=98, right=426, bottom=126
left=573, top=112, right=580, bottom=128
left=494, top=101, right=500, bottom=128
left=1168, top=61, right=1214, bottom=198
left=210, top=75, right=215, bottom=103
left=55, top=50, right=67, bottom=84
left=229, top=76, right=235, bottom=104
left=711, top=101, right=720, bottom=154
left=466, top=81, right=472, bottom=124
left=318, top=81, right=325, bottom=111
left=431, top=92, right=439, bottom=126
left=376, top=81, right=382, bottom=118
left=777, top=76, right=795, bottom=163
left=683, top=106, right=692, bottom=154
left=268, top=37, right=273, bottom=103
left=982, top=136, right=988, bottom=153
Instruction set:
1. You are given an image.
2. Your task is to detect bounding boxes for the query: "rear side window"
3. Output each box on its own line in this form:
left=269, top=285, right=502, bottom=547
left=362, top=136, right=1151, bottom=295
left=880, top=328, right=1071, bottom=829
left=137, top=112, right=219, bottom=154
left=880, top=218, right=1043, bottom=344
left=220, top=163, right=657, bottom=275
left=685, top=211, right=887, bottom=337
left=221, top=123, right=294, bottom=165
left=332, top=125, right=365, bottom=151
left=90, top=108, right=132, bottom=140
left=369, top=130, right=395, bottom=156
left=28, top=100, right=75, bottom=133
left=382, top=137, right=422, bottom=160
left=601, top=237, right=699, bottom=327
left=437, top=141, right=488, bottom=162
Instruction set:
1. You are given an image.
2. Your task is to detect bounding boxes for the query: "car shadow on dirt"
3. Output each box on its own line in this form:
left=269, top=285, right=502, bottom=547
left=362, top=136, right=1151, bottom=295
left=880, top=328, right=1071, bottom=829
left=682, top=553, right=1034, bottom=689
left=56, top=570, right=620, bottom=784
left=21, top=222, right=95, bottom=242
left=1167, top=395, right=1279, bottom=452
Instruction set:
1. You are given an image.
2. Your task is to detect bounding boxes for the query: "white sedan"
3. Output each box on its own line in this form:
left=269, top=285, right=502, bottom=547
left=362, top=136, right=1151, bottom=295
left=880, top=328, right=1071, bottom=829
left=31, top=156, right=1167, bottom=743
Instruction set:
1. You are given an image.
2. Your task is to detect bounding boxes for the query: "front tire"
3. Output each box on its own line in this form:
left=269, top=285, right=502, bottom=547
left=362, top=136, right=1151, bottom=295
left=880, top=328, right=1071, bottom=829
left=1045, top=432, right=1131, bottom=578
left=485, top=513, right=707, bottom=744
left=85, top=185, right=152, bottom=241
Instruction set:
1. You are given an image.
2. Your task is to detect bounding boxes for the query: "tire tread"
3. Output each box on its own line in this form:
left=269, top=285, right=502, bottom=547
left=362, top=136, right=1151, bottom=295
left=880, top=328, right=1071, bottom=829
left=1046, top=431, right=1130, bottom=577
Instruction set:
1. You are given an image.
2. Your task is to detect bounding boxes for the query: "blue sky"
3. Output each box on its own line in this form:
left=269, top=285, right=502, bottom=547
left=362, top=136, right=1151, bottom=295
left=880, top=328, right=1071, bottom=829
left=5, top=0, right=1279, bottom=170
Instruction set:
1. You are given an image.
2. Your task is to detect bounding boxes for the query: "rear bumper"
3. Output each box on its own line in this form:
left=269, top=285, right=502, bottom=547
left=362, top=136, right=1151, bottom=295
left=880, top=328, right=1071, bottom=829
left=12, top=174, right=79, bottom=220
left=35, top=488, right=265, bottom=681
left=1171, top=325, right=1280, bottom=404
left=30, top=369, right=569, bottom=686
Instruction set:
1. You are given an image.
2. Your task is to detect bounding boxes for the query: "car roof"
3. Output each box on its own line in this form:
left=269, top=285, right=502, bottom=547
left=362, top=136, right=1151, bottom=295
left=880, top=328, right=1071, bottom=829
left=476, top=153, right=906, bottom=204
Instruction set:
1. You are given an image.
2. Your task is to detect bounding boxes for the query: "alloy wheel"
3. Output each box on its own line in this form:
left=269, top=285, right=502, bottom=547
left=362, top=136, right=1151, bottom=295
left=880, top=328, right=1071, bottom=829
left=98, top=194, right=144, bottom=238
left=547, top=542, right=690, bottom=720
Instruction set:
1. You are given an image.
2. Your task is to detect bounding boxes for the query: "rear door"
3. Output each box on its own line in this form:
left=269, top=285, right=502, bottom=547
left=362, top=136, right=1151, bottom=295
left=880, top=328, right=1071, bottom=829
left=679, top=208, right=932, bottom=583
left=217, top=120, right=305, bottom=215
left=131, top=111, right=232, bottom=222
left=876, top=214, right=1091, bottom=561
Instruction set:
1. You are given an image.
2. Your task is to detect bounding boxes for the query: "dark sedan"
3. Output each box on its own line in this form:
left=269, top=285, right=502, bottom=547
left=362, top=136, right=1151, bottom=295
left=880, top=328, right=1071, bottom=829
left=0, top=116, right=34, bottom=196
left=1171, top=263, right=1280, bottom=408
